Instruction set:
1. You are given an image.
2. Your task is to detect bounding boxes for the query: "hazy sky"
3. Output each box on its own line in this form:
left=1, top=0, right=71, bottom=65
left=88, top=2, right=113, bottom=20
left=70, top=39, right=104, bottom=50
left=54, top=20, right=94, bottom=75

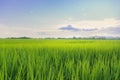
left=0, top=0, right=120, bottom=38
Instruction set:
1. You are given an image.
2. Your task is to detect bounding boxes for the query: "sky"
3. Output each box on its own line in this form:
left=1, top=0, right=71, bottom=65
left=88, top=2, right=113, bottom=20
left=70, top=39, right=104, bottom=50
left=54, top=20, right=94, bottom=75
left=0, top=0, right=120, bottom=38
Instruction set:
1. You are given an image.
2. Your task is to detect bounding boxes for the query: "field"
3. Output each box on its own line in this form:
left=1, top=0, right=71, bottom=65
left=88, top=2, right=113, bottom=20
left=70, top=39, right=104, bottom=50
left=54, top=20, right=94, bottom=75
left=0, top=39, right=120, bottom=80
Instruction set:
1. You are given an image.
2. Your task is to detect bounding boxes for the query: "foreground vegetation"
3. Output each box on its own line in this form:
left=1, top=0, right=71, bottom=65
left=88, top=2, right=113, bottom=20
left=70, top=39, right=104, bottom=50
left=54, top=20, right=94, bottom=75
left=0, top=39, right=120, bottom=80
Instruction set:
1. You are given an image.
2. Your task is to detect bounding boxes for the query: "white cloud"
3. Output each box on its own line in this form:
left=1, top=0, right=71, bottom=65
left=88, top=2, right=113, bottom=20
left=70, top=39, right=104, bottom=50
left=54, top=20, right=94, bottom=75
left=58, top=18, right=120, bottom=29
left=0, top=18, right=120, bottom=38
left=0, top=24, right=39, bottom=38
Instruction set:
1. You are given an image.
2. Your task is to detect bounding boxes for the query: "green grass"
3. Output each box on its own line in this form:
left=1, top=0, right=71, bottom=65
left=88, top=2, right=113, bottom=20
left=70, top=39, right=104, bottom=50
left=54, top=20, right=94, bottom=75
left=0, top=39, right=120, bottom=80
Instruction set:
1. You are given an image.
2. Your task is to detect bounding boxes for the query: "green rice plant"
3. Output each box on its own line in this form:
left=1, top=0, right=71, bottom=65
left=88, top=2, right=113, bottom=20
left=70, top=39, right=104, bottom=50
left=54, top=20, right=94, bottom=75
left=0, top=39, right=120, bottom=80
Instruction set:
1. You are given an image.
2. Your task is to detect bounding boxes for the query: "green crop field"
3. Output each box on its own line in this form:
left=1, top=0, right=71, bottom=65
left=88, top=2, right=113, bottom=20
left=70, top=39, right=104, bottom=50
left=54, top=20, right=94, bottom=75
left=0, top=39, right=120, bottom=80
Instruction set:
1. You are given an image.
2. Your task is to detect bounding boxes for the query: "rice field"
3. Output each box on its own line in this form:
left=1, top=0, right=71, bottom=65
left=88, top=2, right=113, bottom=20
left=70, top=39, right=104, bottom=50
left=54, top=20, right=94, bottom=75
left=0, top=39, right=120, bottom=80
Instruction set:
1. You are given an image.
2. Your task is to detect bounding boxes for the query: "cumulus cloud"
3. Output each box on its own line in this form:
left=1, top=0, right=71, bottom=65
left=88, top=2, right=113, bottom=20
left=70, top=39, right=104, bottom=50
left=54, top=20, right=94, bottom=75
left=58, top=25, right=98, bottom=32
left=81, top=28, right=98, bottom=31
left=59, top=25, right=80, bottom=31
left=61, top=18, right=120, bottom=29
left=100, top=26, right=120, bottom=34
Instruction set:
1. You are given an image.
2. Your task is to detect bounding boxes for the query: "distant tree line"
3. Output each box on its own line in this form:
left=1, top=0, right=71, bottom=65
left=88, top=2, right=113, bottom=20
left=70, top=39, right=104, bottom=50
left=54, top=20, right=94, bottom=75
left=7, top=36, right=31, bottom=39
left=2, top=36, right=120, bottom=40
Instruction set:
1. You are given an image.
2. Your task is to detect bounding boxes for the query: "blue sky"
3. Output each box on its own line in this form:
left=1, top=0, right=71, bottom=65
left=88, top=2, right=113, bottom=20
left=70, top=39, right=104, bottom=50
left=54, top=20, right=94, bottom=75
left=0, top=0, right=120, bottom=38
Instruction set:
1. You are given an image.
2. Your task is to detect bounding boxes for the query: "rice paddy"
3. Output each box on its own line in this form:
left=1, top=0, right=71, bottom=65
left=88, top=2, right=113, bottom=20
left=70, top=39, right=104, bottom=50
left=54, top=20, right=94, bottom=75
left=0, top=39, right=120, bottom=80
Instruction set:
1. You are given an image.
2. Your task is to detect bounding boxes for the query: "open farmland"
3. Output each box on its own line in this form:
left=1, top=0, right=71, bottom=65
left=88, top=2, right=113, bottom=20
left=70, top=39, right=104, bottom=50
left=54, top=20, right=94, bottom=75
left=0, top=39, right=120, bottom=80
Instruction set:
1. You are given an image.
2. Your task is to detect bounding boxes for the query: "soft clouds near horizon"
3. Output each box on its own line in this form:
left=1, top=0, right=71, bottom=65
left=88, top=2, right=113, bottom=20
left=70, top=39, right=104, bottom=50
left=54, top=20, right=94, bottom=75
left=0, top=18, right=120, bottom=38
